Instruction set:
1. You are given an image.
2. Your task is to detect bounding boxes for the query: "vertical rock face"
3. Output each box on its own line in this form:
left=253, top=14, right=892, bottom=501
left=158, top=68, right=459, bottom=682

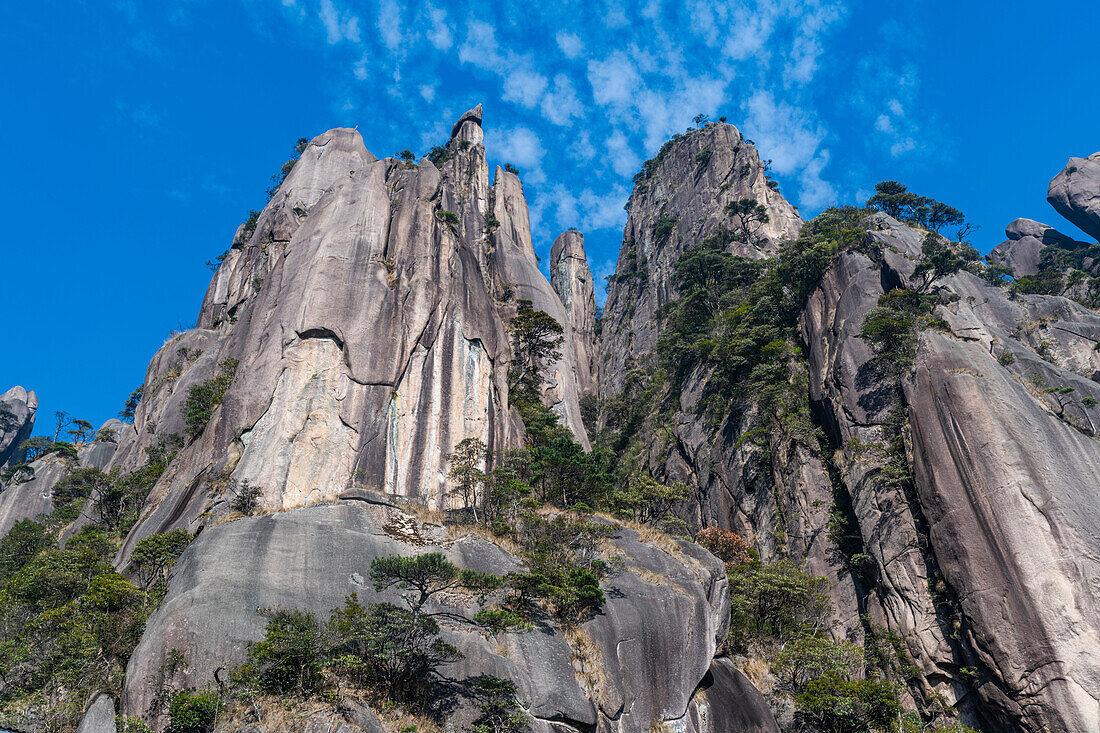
left=599, top=122, right=802, bottom=398
left=112, top=108, right=590, bottom=551
left=1048, top=152, right=1100, bottom=241
left=550, top=230, right=598, bottom=395
left=0, top=385, right=37, bottom=467
left=596, top=121, right=1100, bottom=729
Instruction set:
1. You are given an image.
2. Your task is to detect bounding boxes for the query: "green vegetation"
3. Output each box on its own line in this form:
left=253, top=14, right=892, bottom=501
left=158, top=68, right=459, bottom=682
left=0, top=429, right=190, bottom=731
left=866, top=181, right=970, bottom=239
left=436, top=210, right=460, bottom=226
left=503, top=163, right=520, bottom=175
left=183, top=358, right=239, bottom=442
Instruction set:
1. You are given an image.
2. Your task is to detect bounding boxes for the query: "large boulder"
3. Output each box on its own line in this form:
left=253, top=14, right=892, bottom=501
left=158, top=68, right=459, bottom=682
left=987, top=217, right=1088, bottom=277
left=1048, top=153, right=1100, bottom=241
left=122, top=500, right=731, bottom=732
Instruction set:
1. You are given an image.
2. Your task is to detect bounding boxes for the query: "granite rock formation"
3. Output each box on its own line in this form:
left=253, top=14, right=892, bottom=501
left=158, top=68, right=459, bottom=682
left=550, top=230, right=599, bottom=395
left=1048, top=152, right=1100, bottom=240
left=0, top=386, right=37, bottom=468
left=123, top=499, right=732, bottom=732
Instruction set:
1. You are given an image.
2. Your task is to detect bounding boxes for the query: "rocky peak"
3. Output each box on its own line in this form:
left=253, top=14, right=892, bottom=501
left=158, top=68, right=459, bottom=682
left=599, top=122, right=803, bottom=398
left=0, top=385, right=36, bottom=468
left=111, top=107, right=591, bottom=557
left=551, top=230, right=598, bottom=395
left=450, top=102, right=483, bottom=143
left=1048, top=152, right=1100, bottom=241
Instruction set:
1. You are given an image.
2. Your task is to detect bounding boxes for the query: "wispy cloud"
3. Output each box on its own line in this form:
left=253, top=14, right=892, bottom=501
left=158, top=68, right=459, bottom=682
left=319, top=0, right=359, bottom=44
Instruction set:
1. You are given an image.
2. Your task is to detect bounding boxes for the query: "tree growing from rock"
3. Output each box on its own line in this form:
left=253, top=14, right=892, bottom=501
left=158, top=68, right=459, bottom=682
left=447, top=437, right=488, bottom=521
left=508, top=299, right=564, bottom=397
left=725, top=197, right=770, bottom=242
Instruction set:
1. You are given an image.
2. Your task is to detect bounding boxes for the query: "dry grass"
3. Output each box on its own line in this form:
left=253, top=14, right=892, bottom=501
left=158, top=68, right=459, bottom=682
left=561, top=625, right=612, bottom=709
left=400, top=501, right=446, bottom=526
left=738, top=656, right=773, bottom=694
left=217, top=689, right=443, bottom=733
left=446, top=522, right=522, bottom=558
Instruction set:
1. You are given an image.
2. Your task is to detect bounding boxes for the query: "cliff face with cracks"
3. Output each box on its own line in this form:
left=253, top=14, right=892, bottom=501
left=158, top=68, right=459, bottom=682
left=7, top=108, right=1100, bottom=733
left=598, top=125, right=1100, bottom=731
left=27, top=107, right=764, bottom=733
left=111, top=106, right=595, bottom=555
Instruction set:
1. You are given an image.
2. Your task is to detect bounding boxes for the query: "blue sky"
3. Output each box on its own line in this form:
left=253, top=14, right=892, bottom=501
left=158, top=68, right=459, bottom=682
left=2, top=0, right=1098, bottom=435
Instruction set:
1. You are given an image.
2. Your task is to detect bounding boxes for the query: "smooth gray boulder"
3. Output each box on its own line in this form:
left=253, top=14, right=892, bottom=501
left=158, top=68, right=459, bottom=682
left=76, top=693, right=117, bottom=733
left=550, top=230, right=598, bottom=395
left=1048, top=152, right=1100, bottom=241
left=677, top=659, right=780, bottom=732
left=0, top=386, right=37, bottom=467
left=987, top=218, right=1089, bottom=277
left=122, top=501, right=730, bottom=732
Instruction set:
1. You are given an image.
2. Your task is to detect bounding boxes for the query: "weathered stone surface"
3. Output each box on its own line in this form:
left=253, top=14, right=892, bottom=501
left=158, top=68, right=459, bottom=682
left=76, top=693, right=116, bottom=733
left=600, top=122, right=802, bottom=398
left=0, top=426, right=120, bottom=536
left=551, top=230, right=598, bottom=395
left=122, top=501, right=729, bottom=732
left=677, top=659, right=780, bottom=733
left=0, top=386, right=37, bottom=467
left=987, top=217, right=1088, bottom=277
left=1048, top=152, right=1100, bottom=241
left=803, top=213, right=1100, bottom=730
left=113, top=108, right=590, bottom=556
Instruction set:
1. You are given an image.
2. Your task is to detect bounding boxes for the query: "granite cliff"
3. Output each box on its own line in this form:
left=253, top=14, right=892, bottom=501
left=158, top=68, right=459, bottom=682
left=1, top=108, right=1098, bottom=733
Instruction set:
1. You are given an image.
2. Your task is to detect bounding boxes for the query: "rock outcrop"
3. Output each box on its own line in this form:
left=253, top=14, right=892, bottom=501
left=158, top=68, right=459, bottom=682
left=122, top=499, right=733, bottom=732
left=597, top=126, right=1100, bottom=730
left=1048, top=153, right=1100, bottom=240
left=0, top=421, right=121, bottom=535
left=111, top=108, right=593, bottom=556
left=599, top=122, right=802, bottom=398
left=987, top=217, right=1088, bottom=276
left=550, top=230, right=599, bottom=395
left=0, top=386, right=37, bottom=467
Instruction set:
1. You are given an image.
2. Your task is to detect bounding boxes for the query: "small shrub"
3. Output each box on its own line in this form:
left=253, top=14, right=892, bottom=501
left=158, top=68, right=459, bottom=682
left=998, top=352, right=1016, bottom=366
left=230, top=479, right=263, bottom=515
left=503, top=163, right=520, bottom=175
left=437, top=210, right=460, bottom=226
left=795, top=676, right=901, bottom=733
left=184, top=359, right=238, bottom=441
left=167, top=689, right=220, bottom=733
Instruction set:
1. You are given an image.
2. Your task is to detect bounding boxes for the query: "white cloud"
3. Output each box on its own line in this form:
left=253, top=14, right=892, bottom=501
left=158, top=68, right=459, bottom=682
left=419, top=84, right=435, bottom=103
left=875, top=114, right=893, bottom=133
left=377, top=0, right=402, bottom=51
left=489, top=126, right=544, bottom=170
left=503, top=67, right=548, bottom=108
left=556, top=31, right=584, bottom=59
left=569, top=131, right=596, bottom=161
left=742, top=90, right=825, bottom=175
left=458, top=20, right=502, bottom=69
left=798, top=150, right=837, bottom=210
left=425, top=4, right=452, bottom=50
left=888, top=98, right=904, bottom=116
left=606, top=130, right=640, bottom=177
left=578, top=186, right=630, bottom=230
left=542, top=74, right=582, bottom=126
left=353, top=53, right=369, bottom=80
left=587, top=52, right=641, bottom=109
left=319, top=0, right=359, bottom=44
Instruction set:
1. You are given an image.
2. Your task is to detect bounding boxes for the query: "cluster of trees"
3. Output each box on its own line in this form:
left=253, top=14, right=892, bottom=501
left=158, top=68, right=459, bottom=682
left=696, top=527, right=916, bottom=732
left=0, top=429, right=191, bottom=731
left=184, top=358, right=238, bottom=442
left=866, top=182, right=972, bottom=241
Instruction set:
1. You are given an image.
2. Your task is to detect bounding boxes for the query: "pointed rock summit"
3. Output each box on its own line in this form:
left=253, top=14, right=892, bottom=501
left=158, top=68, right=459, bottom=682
left=551, top=230, right=598, bottom=395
